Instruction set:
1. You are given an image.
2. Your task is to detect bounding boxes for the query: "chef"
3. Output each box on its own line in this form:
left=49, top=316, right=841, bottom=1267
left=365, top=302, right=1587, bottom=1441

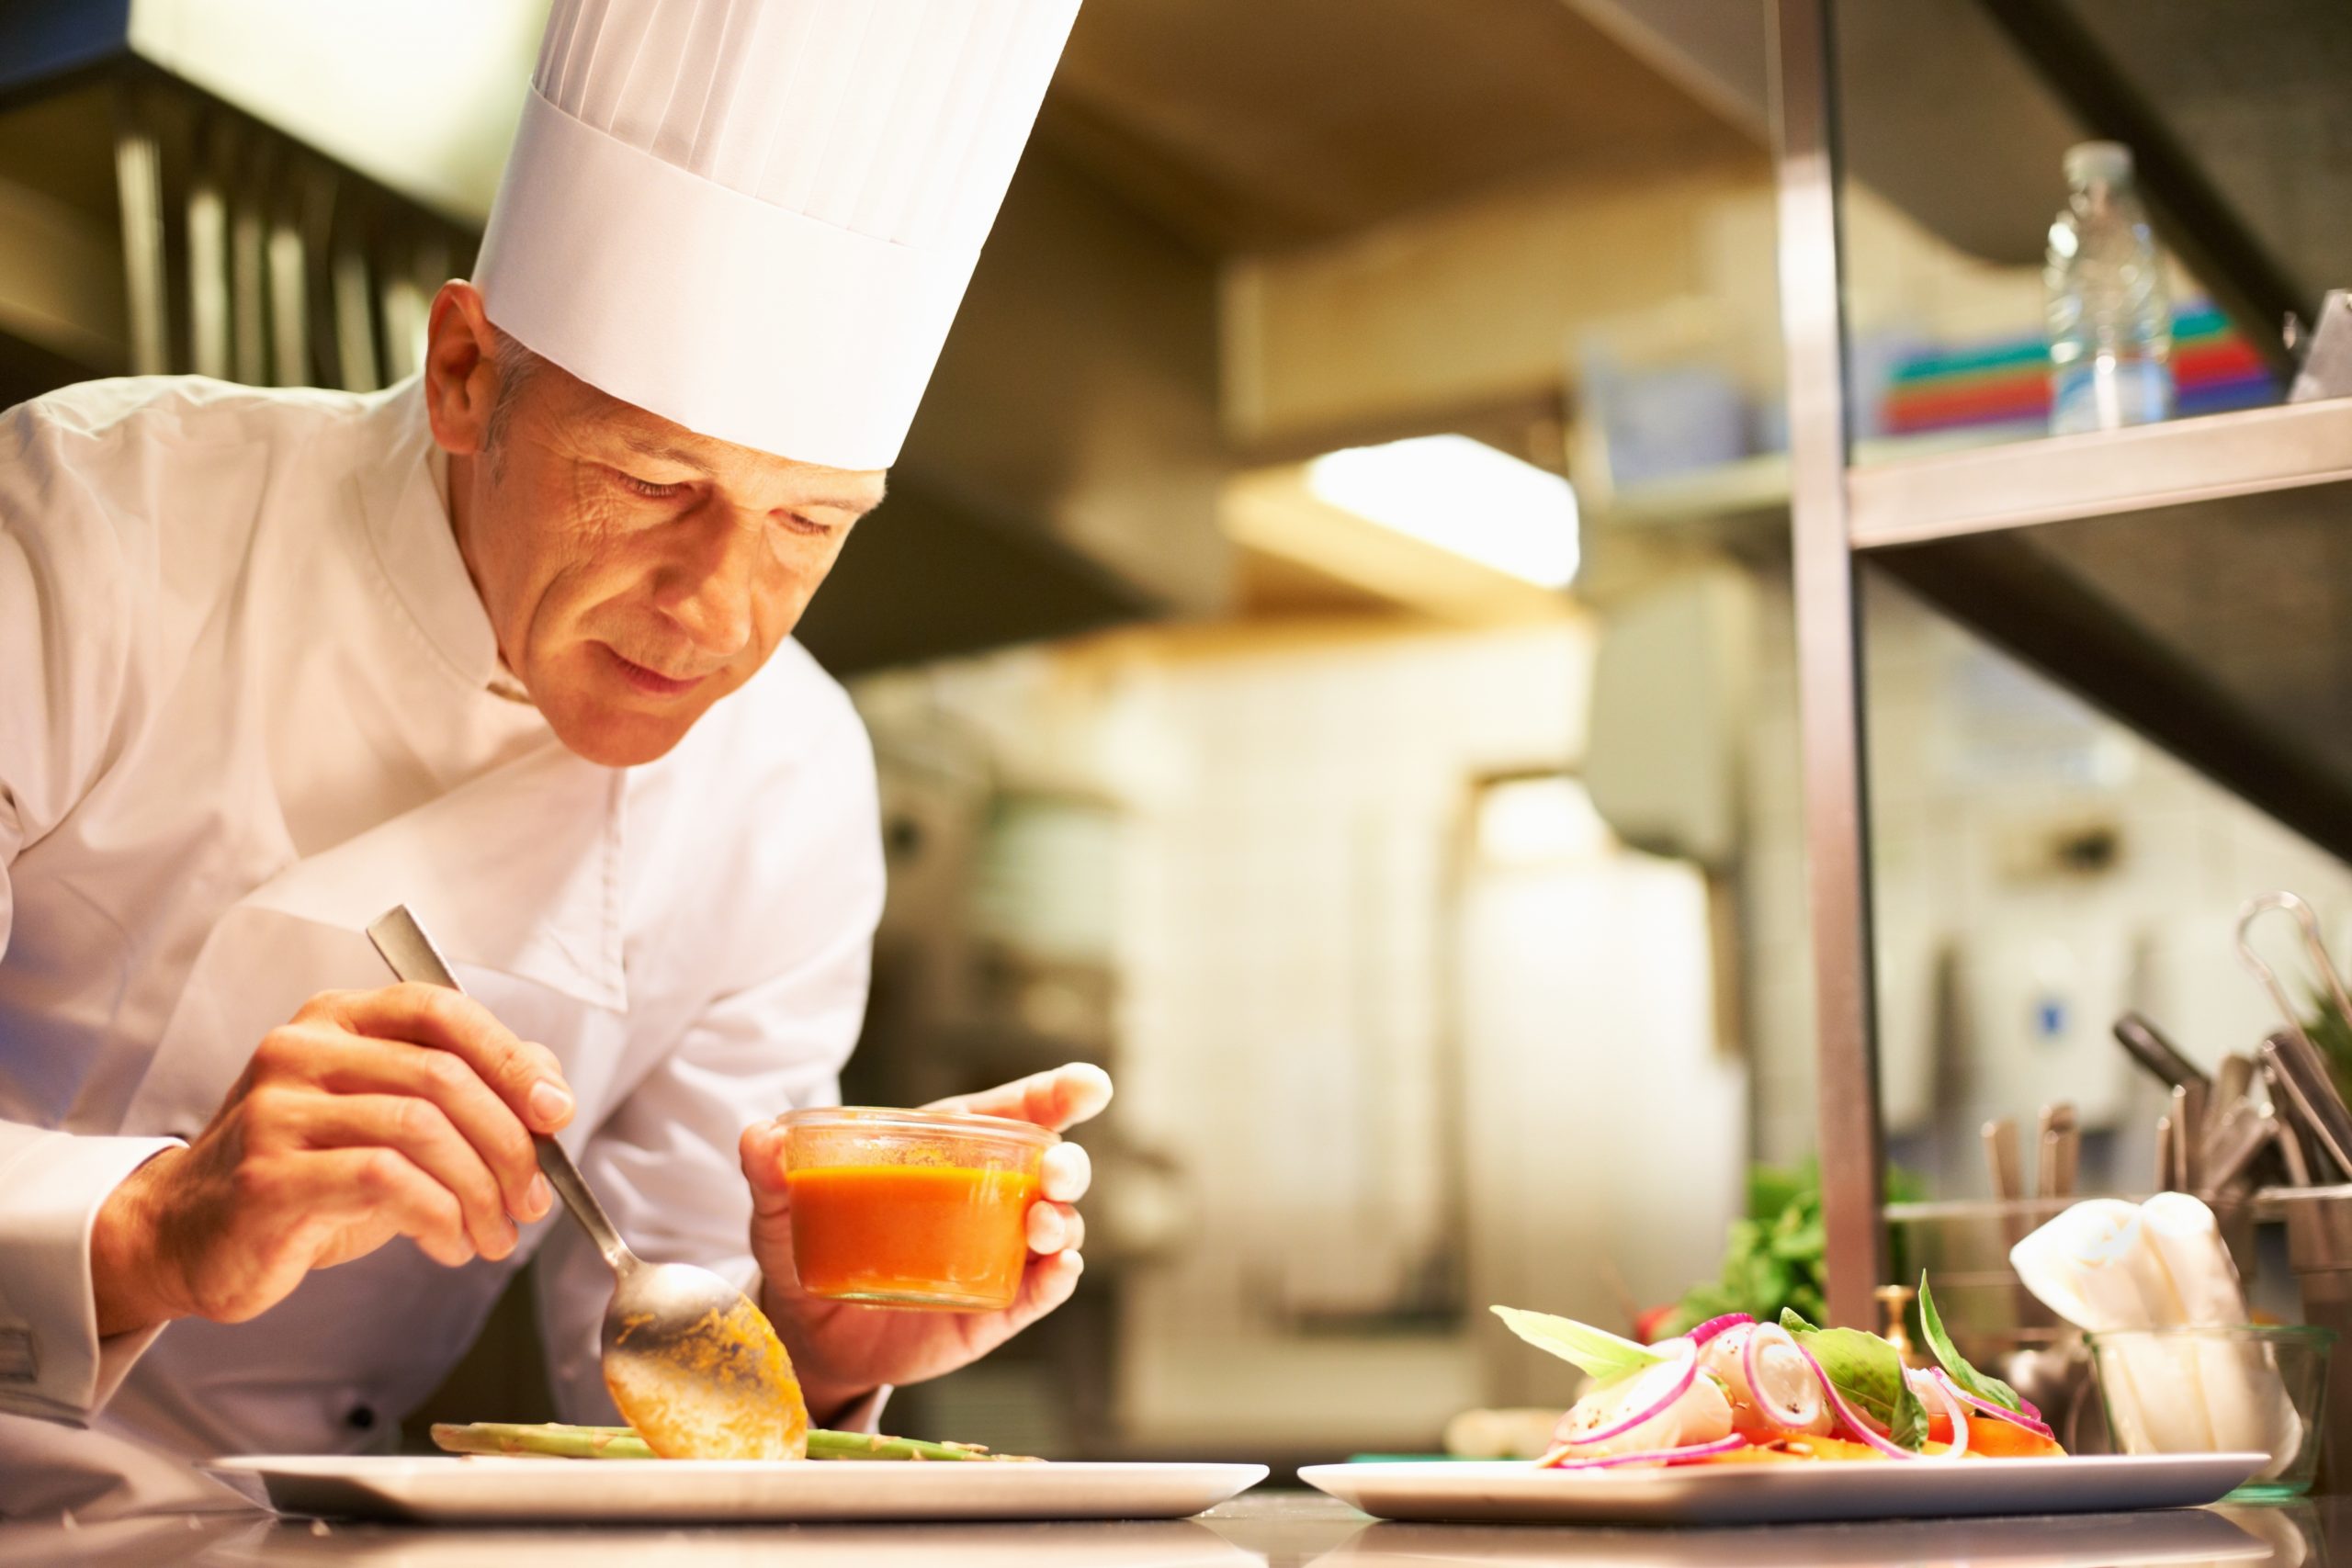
left=0, top=0, right=1103, bottom=1516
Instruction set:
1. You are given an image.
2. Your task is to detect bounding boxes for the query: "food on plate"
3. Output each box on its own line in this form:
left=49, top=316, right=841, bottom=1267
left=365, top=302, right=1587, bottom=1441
left=431, top=1420, right=1036, bottom=1462
left=1495, top=1276, right=2065, bottom=1470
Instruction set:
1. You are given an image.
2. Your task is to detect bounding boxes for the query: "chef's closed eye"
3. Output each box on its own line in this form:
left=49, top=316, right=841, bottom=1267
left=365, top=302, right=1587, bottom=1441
left=606, top=466, right=690, bottom=502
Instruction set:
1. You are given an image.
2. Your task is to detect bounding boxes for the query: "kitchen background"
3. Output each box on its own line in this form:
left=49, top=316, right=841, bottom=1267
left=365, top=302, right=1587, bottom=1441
left=1, top=0, right=2346, bottom=1472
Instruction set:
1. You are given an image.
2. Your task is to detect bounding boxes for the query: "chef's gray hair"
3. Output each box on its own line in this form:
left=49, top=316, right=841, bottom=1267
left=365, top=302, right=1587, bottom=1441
left=483, top=330, right=542, bottom=477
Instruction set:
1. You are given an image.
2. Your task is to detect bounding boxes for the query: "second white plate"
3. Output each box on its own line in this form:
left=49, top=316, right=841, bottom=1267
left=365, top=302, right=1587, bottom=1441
left=1298, top=1453, right=2267, bottom=1526
left=204, top=1455, right=1269, bottom=1524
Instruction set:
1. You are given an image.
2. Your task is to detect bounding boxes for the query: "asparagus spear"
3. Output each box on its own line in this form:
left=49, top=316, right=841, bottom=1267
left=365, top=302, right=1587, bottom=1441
left=430, top=1421, right=1034, bottom=1462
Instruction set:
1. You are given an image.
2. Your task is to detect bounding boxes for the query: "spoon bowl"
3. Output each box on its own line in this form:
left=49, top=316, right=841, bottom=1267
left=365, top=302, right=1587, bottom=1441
left=368, top=906, right=809, bottom=1459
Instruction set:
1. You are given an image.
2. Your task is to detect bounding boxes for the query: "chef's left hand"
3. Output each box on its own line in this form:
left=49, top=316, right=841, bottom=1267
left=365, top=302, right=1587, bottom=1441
left=739, top=1063, right=1111, bottom=1423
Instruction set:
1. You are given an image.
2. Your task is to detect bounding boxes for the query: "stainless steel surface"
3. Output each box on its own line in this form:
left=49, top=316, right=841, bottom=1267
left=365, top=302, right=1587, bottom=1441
left=1770, top=0, right=1884, bottom=1330
left=6, top=1488, right=2342, bottom=1567
left=366, top=906, right=805, bottom=1460
left=1849, top=399, right=2352, bottom=550
left=2114, top=1012, right=2212, bottom=1094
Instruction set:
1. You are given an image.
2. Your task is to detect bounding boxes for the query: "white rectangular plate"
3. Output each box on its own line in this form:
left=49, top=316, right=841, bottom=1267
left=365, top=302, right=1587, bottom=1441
left=203, top=1455, right=1268, bottom=1524
left=1299, top=1454, right=2266, bottom=1526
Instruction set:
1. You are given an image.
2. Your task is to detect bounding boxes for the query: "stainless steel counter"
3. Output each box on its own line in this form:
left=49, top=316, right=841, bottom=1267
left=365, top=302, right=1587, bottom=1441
left=3, top=1490, right=2346, bottom=1567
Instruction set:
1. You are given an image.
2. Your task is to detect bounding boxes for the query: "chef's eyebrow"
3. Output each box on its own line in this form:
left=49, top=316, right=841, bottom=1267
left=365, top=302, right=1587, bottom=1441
left=614, top=430, right=882, bottom=513
left=616, top=432, right=715, bottom=472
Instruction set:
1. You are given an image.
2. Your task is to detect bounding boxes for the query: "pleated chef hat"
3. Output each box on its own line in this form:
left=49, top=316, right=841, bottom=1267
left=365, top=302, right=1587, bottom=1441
left=474, top=0, right=1082, bottom=471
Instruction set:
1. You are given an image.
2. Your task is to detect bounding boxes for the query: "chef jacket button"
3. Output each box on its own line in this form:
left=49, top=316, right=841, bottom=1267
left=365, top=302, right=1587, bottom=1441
left=346, top=1404, right=377, bottom=1431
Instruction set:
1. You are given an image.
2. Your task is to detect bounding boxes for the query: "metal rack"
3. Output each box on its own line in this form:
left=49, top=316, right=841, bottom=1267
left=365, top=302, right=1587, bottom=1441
left=1768, top=0, right=2348, bottom=1326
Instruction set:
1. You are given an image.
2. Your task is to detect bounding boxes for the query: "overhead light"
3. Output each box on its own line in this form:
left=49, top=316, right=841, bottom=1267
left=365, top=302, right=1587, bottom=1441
left=1305, top=434, right=1579, bottom=590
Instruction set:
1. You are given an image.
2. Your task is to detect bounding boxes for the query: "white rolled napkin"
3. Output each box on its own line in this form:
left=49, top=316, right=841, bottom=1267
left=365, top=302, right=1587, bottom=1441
left=2011, top=1193, right=2298, bottom=1477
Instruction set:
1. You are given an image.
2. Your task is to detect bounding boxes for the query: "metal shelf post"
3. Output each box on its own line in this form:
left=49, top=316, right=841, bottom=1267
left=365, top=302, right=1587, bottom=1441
left=1770, top=0, right=1886, bottom=1328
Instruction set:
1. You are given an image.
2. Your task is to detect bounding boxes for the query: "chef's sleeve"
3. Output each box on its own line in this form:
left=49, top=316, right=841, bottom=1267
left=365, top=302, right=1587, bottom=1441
left=0, top=402, right=179, bottom=1426
left=531, top=693, right=888, bottom=1429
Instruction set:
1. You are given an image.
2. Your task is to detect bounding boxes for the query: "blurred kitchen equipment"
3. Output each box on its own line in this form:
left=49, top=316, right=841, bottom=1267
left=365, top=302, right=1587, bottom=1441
left=2156, top=1114, right=2179, bottom=1192
left=2218, top=1053, right=2256, bottom=1111
left=1984, top=1118, right=2024, bottom=1205
left=367, top=907, right=809, bottom=1461
left=2286, top=289, right=2352, bottom=403
left=2200, top=1097, right=2277, bottom=1202
left=2264, top=1033, right=2352, bottom=1179
left=2262, top=1186, right=2352, bottom=1494
left=2112, top=1011, right=2211, bottom=1093
left=2037, top=1102, right=2081, bottom=1201
left=2087, top=1325, right=2335, bottom=1498
left=2173, top=1082, right=2208, bottom=1191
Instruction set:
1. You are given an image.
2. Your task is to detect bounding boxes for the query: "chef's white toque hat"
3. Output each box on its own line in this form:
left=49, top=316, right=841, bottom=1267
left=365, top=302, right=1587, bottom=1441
left=474, top=0, right=1082, bottom=471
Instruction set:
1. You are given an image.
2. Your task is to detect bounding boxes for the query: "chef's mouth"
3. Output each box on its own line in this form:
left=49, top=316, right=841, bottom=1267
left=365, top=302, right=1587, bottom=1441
left=600, top=644, right=710, bottom=698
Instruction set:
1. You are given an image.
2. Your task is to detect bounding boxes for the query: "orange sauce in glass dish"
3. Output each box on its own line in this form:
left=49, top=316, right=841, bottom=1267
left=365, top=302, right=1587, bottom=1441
left=786, top=1163, right=1039, bottom=1311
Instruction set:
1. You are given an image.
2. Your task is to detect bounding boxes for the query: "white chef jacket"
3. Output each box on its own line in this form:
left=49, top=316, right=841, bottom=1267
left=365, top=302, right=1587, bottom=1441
left=0, top=375, right=885, bottom=1512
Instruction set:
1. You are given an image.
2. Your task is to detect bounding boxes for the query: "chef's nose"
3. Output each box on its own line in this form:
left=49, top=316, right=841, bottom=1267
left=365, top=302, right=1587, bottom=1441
left=654, top=506, right=761, bottom=657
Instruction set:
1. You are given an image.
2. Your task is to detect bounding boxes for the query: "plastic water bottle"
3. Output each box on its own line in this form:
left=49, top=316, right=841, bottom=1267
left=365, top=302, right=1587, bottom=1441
left=2044, top=141, right=2174, bottom=434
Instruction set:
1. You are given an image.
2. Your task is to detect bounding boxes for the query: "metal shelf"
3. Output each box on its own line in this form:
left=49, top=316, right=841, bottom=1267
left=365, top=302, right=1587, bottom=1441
left=1849, top=399, right=2352, bottom=550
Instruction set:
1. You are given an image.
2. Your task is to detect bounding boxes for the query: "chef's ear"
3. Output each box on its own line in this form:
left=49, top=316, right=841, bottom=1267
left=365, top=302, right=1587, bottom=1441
left=423, top=280, right=503, bottom=458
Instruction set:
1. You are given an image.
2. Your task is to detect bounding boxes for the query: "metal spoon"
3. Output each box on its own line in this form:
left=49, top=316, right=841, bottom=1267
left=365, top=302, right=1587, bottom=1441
left=368, top=905, right=808, bottom=1460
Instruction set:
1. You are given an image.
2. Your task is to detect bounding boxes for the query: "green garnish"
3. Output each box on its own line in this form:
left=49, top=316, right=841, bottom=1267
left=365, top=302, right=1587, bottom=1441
left=1917, top=1275, right=2023, bottom=1414
left=1492, top=1304, right=1668, bottom=1384
left=1780, top=1308, right=1928, bottom=1450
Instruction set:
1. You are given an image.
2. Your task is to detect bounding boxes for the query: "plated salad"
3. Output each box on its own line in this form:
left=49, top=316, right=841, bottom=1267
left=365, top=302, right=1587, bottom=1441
left=1498, top=1277, right=2064, bottom=1470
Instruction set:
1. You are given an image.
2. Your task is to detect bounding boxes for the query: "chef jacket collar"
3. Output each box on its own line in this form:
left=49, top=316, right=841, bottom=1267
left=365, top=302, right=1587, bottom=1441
left=358, top=378, right=526, bottom=704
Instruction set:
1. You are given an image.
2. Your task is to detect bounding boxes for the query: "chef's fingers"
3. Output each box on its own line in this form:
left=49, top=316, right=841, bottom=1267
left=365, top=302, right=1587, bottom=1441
left=303, top=1147, right=475, bottom=1269
left=1026, top=1201, right=1084, bottom=1257
left=740, top=1121, right=792, bottom=1214
left=313, top=985, right=575, bottom=1134
left=928, top=1063, right=1113, bottom=1132
left=296, top=1093, right=520, bottom=1260
left=1039, top=1140, right=1091, bottom=1203
left=1002, top=1249, right=1084, bottom=1330
left=297, top=1031, right=551, bottom=1224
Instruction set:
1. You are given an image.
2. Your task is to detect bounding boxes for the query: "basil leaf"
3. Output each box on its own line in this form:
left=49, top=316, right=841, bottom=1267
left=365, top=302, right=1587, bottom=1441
left=1781, top=1314, right=1928, bottom=1451
left=1492, top=1305, right=1668, bottom=1383
left=1917, top=1275, right=2023, bottom=1414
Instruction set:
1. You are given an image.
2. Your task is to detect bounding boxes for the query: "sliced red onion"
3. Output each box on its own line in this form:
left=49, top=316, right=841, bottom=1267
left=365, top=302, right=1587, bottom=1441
left=1906, top=1368, right=1968, bottom=1460
left=1741, top=1324, right=1824, bottom=1431
left=1792, top=1342, right=1917, bottom=1461
left=1541, top=1434, right=1747, bottom=1471
left=1688, top=1312, right=1754, bottom=1347
left=1552, top=1343, right=1699, bottom=1448
left=1930, top=1369, right=2055, bottom=1441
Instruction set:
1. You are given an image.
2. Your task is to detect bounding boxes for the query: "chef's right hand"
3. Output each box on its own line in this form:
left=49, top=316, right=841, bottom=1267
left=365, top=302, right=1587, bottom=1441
left=88, top=984, right=574, bottom=1335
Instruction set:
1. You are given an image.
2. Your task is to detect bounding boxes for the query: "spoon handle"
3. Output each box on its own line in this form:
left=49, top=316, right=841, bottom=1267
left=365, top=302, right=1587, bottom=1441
left=367, top=905, right=637, bottom=1273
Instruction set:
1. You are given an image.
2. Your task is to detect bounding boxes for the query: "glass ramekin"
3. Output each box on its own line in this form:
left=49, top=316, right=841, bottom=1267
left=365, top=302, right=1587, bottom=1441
left=2086, top=1325, right=2336, bottom=1500
left=777, top=1107, right=1057, bottom=1312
